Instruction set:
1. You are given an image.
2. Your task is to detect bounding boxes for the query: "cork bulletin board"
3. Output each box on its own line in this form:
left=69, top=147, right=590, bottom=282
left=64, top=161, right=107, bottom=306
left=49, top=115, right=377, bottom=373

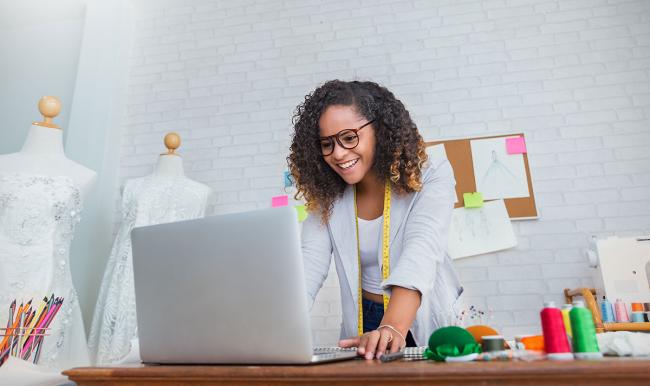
left=426, top=133, right=538, bottom=220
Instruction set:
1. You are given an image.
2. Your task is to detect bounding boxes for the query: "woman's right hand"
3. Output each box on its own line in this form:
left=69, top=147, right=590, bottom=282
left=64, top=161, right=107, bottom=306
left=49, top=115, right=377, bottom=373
left=339, top=328, right=404, bottom=360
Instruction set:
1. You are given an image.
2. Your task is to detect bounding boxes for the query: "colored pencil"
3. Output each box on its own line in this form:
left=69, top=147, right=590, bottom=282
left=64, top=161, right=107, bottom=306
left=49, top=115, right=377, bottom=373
left=1, top=294, right=65, bottom=364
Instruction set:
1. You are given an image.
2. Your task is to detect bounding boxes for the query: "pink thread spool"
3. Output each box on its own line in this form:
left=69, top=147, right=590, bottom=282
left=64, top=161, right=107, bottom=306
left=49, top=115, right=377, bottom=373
left=614, top=299, right=629, bottom=322
left=540, top=301, right=573, bottom=360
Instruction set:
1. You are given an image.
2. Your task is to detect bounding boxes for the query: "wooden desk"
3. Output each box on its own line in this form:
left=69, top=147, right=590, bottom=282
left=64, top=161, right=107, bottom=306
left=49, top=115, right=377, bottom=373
left=64, top=358, right=650, bottom=386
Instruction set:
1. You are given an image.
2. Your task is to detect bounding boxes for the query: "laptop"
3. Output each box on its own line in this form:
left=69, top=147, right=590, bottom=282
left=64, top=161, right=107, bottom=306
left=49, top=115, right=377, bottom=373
left=131, top=206, right=358, bottom=364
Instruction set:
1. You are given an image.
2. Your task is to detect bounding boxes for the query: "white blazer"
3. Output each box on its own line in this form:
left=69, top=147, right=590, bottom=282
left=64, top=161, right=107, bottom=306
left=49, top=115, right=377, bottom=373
left=301, top=158, right=464, bottom=346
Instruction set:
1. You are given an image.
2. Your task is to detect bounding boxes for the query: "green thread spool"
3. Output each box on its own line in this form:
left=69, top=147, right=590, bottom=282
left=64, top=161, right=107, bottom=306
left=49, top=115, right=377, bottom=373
left=569, top=300, right=602, bottom=359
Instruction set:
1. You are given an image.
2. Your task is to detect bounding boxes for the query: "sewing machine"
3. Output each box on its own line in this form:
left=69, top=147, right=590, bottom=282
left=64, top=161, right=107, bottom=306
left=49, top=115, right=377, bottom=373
left=590, top=235, right=650, bottom=304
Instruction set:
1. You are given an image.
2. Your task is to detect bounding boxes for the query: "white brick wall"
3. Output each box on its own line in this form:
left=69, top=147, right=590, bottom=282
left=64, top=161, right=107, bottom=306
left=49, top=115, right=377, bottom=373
left=118, top=0, right=650, bottom=344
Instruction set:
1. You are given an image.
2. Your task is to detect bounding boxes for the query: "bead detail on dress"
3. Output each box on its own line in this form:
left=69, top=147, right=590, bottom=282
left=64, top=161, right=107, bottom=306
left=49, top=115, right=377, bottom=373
left=0, top=172, right=89, bottom=369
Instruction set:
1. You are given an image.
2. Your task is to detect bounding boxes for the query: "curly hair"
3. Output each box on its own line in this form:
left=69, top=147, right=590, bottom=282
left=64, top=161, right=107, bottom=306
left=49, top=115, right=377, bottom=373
left=287, top=80, right=428, bottom=222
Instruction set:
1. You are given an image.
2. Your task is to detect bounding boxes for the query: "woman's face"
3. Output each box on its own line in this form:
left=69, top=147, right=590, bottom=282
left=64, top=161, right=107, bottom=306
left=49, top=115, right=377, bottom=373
left=318, top=104, right=376, bottom=185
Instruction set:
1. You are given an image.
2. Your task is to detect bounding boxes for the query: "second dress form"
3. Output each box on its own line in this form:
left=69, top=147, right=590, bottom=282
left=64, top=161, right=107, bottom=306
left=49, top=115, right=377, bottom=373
left=88, top=136, right=212, bottom=364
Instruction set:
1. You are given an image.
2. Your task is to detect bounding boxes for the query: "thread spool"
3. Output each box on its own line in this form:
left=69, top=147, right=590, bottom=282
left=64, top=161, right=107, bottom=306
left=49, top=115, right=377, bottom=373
left=645, top=312, right=650, bottom=322
left=614, top=299, right=629, bottom=322
left=541, top=301, right=573, bottom=360
left=481, top=335, right=504, bottom=352
left=630, top=312, right=645, bottom=323
left=561, top=304, right=573, bottom=338
left=570, top=300, right=602, bottom=360
left=599, top=297, right=614, bottom=323
left=644, top=303, right=650, bottom=311
left=631, top=303, right=644, bottom=312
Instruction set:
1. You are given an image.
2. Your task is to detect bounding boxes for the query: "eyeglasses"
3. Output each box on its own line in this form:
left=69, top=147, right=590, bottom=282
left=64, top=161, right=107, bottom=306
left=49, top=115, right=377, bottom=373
left=319, top=120, right=375, bottom=156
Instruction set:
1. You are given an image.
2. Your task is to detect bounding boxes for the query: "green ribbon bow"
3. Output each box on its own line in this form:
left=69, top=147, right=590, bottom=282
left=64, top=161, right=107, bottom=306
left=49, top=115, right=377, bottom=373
left=423, top=343, right=482, bottom=362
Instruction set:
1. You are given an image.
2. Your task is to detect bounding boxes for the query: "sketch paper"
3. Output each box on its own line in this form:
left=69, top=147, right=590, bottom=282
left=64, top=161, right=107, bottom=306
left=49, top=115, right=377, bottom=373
left=471, top=136, right=530, bottom=200
left=447, top=199, right=517, bottom=259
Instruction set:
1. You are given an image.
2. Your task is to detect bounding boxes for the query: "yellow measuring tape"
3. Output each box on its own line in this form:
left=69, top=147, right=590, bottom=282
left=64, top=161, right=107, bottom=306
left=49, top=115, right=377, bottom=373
left=354, top=180, right=391, bottom=336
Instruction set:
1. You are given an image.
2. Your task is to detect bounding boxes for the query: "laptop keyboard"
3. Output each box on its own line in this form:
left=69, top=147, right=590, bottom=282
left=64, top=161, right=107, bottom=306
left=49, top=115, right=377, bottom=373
left=313, top=346, right=428, bottom=360
left=313, top=347, right=357, bottom=354
left=311, top=347, right=358, bottom=363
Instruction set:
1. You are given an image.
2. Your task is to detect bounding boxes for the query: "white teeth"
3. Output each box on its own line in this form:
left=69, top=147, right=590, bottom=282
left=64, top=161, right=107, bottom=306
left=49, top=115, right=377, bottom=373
left=338, top=159, right=358, bottom=169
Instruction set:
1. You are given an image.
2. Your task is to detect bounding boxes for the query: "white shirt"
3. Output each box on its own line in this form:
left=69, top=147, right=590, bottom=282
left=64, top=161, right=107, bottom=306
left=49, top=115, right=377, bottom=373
left=301, top=159, right=464, bottom=345
left=358, top=217, right=383, bottom=295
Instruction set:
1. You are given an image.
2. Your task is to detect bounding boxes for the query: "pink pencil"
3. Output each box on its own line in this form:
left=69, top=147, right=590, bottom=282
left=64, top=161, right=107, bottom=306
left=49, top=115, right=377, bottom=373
left=20, top=298, right=60, bottom=359
left=33, top=299, right=63, bottom=363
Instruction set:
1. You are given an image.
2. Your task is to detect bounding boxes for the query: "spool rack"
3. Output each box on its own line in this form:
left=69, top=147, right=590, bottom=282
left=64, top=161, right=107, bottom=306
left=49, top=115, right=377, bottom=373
left=564, top=288, right=650, bottom=333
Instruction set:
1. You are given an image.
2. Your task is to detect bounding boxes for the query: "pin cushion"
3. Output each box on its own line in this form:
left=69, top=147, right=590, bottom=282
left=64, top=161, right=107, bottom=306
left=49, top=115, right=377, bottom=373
left=423, top=326, right=482, bottom=362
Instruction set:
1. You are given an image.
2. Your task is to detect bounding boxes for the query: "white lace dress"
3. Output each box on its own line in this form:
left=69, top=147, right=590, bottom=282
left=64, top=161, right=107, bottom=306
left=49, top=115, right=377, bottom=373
left=88, top=175, right=212, bottom=365
left=0, top=172, right=90, bottom=369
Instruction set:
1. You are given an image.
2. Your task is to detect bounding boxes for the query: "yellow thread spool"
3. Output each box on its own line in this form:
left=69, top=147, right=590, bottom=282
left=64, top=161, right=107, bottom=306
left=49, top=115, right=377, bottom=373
left=561, top=304, right=573, bottom=338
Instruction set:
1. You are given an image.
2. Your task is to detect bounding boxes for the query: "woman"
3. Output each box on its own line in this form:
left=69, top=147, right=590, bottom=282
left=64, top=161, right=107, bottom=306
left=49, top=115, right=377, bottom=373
left=288, top=80, right=463, bottom=360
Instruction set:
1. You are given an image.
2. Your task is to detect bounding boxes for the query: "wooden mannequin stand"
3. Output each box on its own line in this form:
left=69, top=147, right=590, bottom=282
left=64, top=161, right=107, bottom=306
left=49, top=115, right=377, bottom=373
left=161, top=132, right=181, bottom=156
left=154, top=132, right=185, bottom=178
left=564, top=288, right=650, bottom=333
left=33, top=96, right=62, bottom=129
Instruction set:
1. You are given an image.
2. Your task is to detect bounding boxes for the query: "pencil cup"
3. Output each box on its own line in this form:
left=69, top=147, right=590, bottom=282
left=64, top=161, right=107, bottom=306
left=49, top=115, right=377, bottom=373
left=1, top=327, right=51, bottom=365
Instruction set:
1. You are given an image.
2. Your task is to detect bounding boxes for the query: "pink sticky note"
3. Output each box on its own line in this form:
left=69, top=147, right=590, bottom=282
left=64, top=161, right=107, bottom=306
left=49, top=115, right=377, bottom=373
left=271, top=195, right=289, bottom=207
left=506, top=137, right=527, bottom=154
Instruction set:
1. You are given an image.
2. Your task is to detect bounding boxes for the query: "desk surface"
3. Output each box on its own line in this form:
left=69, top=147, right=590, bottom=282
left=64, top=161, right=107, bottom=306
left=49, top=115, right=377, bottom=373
left=64, top=358, right=650, bottom=386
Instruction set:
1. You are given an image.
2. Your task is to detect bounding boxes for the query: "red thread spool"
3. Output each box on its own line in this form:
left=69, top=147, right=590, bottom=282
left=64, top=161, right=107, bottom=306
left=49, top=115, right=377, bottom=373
left=541, top=301, right=573, bottom=360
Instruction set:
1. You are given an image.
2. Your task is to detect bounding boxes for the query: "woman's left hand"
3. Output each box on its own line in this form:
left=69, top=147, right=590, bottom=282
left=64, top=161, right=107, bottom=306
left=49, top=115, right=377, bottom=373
left=339, top=328, right=404, bottom=360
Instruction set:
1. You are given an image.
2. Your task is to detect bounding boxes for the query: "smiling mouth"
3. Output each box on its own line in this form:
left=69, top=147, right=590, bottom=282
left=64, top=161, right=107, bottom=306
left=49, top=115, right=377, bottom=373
left=337, top=158, right=359, bottom=170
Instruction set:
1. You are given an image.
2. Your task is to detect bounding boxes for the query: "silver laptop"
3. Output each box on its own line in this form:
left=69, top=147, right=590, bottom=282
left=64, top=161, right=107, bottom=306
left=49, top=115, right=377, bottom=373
left=131, top=206, right=357, bottom=364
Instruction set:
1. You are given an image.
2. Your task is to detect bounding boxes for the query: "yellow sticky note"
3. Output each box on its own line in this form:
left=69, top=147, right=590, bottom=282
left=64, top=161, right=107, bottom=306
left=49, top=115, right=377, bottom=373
left=463, top=192, right=483, bottom=208
left=295, top=205, right=308, bottom=223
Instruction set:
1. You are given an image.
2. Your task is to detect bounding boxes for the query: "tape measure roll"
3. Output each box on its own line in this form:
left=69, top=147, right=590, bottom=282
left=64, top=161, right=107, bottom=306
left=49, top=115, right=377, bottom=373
left=354, top=180, right=391, bottom=336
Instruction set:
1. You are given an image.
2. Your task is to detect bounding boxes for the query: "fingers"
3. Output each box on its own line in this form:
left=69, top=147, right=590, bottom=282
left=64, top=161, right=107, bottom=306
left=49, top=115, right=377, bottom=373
left=362, top=330, right=380, bottom=360
left=375, top=328, right=393, bottom=359
left=341, top=331, right=404, bottom=359
left=338, top=337, right=360, bottom=348
left=388, top=328, right=406, bottom=353
left=339, top=336, right=366, bottom=356
left=388, top=334, right=403, bottom=353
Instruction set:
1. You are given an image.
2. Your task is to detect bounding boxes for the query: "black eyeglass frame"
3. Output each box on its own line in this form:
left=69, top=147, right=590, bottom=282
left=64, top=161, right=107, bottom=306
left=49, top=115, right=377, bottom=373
left=318, top=120, right=375, bottom=156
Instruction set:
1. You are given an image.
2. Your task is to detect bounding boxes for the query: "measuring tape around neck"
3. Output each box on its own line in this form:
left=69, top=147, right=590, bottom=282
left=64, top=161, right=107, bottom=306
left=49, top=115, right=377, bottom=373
left=353, top=180, right=391, bottom=336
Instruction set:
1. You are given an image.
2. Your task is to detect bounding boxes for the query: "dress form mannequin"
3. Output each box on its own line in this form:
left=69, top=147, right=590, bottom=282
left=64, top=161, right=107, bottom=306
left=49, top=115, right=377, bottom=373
left=0, top=96, right=97, bottom=196
left=89, top=132, right=213, bottom=365
left=0, top=97, right=96, bottom=369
